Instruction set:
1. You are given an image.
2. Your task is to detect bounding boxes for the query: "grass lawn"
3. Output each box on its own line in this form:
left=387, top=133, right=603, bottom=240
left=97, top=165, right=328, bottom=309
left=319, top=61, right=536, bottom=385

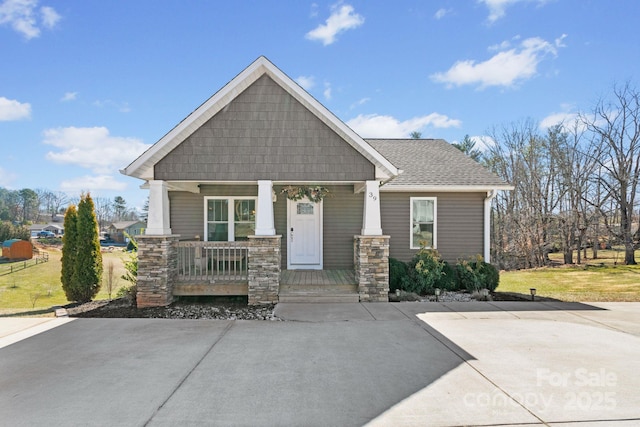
left=497, top=248, right=640, bottom=302
left=0, top=243, right=132, bottom=314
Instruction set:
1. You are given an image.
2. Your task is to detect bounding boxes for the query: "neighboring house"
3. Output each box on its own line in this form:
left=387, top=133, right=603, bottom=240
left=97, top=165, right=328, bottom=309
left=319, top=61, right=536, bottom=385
left=122, top=56, right=511, bottom=308
left=106, top=221, right=146, bottom=243
left=29, top=224, right=64, bottom=238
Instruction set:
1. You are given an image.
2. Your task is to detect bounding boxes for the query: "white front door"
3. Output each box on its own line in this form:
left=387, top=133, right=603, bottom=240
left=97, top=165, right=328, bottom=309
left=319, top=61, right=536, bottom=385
left=287, top=198, right=322, bottom=269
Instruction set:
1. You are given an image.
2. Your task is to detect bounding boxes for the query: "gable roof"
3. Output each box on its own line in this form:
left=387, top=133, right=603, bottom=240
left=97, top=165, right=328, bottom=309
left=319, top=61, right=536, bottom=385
left=368, top=139, right=512, bottom=191
left=109, top=221, right=145, bottom=231
left=121, top=56, right=398, bottom=181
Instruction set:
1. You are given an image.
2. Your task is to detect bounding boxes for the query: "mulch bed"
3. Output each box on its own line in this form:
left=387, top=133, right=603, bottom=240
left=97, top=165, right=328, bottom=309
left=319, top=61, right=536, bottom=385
left=63, top=291, right=535, bottom=320
left=64, top=297, right=279, bottom=320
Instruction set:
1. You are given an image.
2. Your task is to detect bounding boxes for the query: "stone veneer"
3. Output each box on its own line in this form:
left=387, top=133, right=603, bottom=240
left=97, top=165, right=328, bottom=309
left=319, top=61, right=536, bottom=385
left=354, top=235, right=390, bottom=302
left=247, top=235, right=281, bottom=305
left=136, top=235, right=179, bottom=308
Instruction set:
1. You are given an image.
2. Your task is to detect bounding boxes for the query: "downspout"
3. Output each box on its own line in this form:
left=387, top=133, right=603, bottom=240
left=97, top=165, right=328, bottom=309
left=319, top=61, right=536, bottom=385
left=484, top=189, right=498, bottom=263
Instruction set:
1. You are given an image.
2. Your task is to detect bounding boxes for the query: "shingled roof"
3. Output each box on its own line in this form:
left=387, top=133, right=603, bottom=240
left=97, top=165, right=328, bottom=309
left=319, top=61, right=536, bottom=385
left=367, top=139, right=511, bottom=191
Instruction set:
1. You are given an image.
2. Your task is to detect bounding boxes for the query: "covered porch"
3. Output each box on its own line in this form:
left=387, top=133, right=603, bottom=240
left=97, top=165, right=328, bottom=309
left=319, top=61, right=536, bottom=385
left=170, top=240, right=359, bottom=302
left=135, top=178, right=390, bottom=307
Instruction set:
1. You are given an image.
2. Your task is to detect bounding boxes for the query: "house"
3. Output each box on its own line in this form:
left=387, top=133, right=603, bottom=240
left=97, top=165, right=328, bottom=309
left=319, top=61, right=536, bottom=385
left=106, top=221, right=146, bottom=243
left=121, top=56, right=511, bottom=308
left=29, top=223, right=64, bottom=238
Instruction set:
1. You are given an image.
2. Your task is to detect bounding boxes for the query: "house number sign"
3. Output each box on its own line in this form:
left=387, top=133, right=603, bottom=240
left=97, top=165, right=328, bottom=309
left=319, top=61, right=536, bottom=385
left=368, top=192, right=377, bottom=201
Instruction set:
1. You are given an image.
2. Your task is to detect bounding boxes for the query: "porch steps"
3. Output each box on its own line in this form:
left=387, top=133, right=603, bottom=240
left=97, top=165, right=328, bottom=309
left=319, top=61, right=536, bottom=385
left=279, top=270, right=359, bottom=303
left=278, top=284, right=359, bottom=303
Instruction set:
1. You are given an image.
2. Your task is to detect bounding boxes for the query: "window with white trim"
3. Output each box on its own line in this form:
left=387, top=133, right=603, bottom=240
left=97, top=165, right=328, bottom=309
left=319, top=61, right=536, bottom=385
left=205, top=197, right=256, bottom=241
left=410, top=197, right=437, bottom=249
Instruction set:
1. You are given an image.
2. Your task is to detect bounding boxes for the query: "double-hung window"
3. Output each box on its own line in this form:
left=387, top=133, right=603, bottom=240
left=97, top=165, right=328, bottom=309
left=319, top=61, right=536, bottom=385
left=410, top=197, right=437, bottom=249
left=205, top=197, right=256, bottom=241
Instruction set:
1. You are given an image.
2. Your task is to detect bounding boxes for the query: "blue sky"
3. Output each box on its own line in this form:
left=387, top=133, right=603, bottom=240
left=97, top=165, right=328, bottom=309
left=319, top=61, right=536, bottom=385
left=1, top=0, right=639, bottom=211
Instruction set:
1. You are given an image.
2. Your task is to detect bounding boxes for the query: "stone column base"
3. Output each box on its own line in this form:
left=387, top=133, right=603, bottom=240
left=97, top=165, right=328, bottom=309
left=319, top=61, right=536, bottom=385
left=354, top=235, right=390, bottom=302
left=248, top=235, right=281, bottom=305
left=136, top=235, right=179, bottom=308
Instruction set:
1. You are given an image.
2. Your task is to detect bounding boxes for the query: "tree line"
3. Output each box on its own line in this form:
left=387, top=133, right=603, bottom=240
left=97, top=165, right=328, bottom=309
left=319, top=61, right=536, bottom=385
left=0, top=187, right=145, bottom=230
left=482, top=83, right=640, bottom=267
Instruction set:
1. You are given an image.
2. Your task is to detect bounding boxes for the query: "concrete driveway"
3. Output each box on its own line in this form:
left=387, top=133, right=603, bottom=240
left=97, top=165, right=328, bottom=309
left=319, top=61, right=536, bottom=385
left=0, top=301, right=639, bottom=427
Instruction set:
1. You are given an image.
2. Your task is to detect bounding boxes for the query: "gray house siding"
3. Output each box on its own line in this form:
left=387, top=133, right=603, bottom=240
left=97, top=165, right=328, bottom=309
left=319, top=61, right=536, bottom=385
left=169, top=185, right=258, bottom=240
left=322, top=185, right=363, bottom=269
left=155, top=75, right=375, bottom=182
left=169, top=184, right=362, bottom=270
left=380, top=192, right=485, bottom=264
left=275, top=185, right=362, bottom=269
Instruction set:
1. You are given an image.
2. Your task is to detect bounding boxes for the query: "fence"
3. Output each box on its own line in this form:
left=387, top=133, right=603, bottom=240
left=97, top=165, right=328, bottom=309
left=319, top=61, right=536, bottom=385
left=0, top=252, right=49, bottom=276
left=176, top=241, right=249, bottom=283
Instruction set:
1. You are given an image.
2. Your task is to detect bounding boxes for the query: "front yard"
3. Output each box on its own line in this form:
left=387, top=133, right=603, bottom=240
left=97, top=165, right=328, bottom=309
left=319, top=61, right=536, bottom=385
left=0, top=245, right=130, bottom=313
left=497, top=248, right=640, bottom=302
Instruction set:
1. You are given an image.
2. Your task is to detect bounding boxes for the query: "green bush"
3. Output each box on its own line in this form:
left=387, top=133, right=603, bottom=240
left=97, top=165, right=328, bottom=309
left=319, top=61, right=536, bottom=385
left=405, top=249, right=446, bottom=295
left=116, top=284, right=137, bottom=303
left=389, top=257, right=409, bottom=292
left=436, top=260, right=459, bottom=291
left=455, top=255, right=500, bottom=292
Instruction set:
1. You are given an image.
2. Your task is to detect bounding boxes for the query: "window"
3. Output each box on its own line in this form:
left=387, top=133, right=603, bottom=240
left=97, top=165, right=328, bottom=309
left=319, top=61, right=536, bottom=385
left=205, top=197, right=256, bottom=241
left=410, top=197, right=436, bottom=249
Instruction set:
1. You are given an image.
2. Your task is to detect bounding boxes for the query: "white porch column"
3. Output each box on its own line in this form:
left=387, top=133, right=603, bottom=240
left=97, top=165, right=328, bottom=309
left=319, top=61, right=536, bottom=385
left=254, top=180, right=276, bottom=236
left=484, top=189, right=498, bottom=263
left=146, top=180, right=172, bottom=235
left=361, top=180, right=383, bottom=235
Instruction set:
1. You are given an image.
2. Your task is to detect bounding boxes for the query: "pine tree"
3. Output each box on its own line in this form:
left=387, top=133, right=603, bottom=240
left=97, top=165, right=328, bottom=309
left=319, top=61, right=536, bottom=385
left=61, top=204, right=78, bottom=301
left=71, top=193, right=103, bottom=302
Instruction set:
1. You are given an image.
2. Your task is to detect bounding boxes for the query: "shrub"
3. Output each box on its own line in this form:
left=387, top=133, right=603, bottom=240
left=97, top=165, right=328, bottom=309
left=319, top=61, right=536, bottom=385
left=116, top=284, right=137, bottom=304
left=62, top=193, right=103, bottom=303
left=455, top=255, right=500, bottom=292
left=436, top=260, right=459, bottom=291
left=389, top=257, right=409, bottom=292
left=405, top=249, right=446, bottom=295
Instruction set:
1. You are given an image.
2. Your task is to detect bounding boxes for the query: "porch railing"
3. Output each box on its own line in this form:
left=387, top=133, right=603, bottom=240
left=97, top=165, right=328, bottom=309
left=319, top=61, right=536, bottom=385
left=176, top=241, right=249, bottom=282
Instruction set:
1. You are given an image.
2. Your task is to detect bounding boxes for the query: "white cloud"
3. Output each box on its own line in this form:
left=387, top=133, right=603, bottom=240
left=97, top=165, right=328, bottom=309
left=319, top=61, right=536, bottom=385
left=60, top=91, right=77, bottom=102
left=306, top=4, right=364, bottom=46
left=0, top=166, right=17, bottom=187
left=479, top=0, right=550, bottom=24
left=59, top=175, right=128, bottom=192
left=0, top=96, right=31, bottom=120
left=39, top=5, right=59, bottom=27
left=295, top=75, right=315, bottom=90
left=470, top=135, right=496, bottom=151
left=349, top=97, right=370, bottom=109
left=347, top=113, right=461, bottom=138
left=43, top=126, right=151, bottom=174
left=539, top=111, right=578, bottom=129
left=323, top=82, right=332, bottom=100
left=0, top=0, right=61, bottom=39
left=434, top=8, right=452, bottom=20
left=431, top=35, right=566, bottom=89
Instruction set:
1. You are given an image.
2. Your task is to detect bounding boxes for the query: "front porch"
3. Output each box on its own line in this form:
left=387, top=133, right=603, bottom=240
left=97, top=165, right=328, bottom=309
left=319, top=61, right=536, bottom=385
left=136, top=177, right=390, bottom=307
left=172, top=240, right=359, bottom=302
left=135, top=237, right=388, bottom=307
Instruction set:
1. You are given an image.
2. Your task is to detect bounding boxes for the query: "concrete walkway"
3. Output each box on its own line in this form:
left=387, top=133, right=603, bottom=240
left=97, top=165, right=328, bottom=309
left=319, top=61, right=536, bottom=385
left=0, top=301, right=638, bottom=426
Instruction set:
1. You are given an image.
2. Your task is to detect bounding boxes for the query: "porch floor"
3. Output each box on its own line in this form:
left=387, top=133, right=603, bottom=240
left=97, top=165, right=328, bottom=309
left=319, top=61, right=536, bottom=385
left=279, top=270, right=359, bottom=303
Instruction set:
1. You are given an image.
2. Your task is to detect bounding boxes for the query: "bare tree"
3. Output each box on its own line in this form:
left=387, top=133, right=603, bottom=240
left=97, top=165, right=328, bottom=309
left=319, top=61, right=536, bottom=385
left=93, top=197, right=114, bottom=230
left=581, top=82, right=640, bottom=265
left=486, top=119, right=563, bottom=268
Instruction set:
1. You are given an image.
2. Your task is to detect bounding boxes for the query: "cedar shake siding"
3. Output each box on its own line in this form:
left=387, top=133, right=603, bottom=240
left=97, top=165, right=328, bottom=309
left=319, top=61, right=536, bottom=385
left=154, top=75, right=375, bottom=182
left=380, top=192, right=485, bottom=264
left=169, top=184, right=362, bottom=270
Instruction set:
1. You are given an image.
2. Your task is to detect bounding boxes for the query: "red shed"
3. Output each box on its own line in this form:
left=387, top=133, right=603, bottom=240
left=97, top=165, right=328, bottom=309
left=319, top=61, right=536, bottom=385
left=2, top=239, right=33, bottom=260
